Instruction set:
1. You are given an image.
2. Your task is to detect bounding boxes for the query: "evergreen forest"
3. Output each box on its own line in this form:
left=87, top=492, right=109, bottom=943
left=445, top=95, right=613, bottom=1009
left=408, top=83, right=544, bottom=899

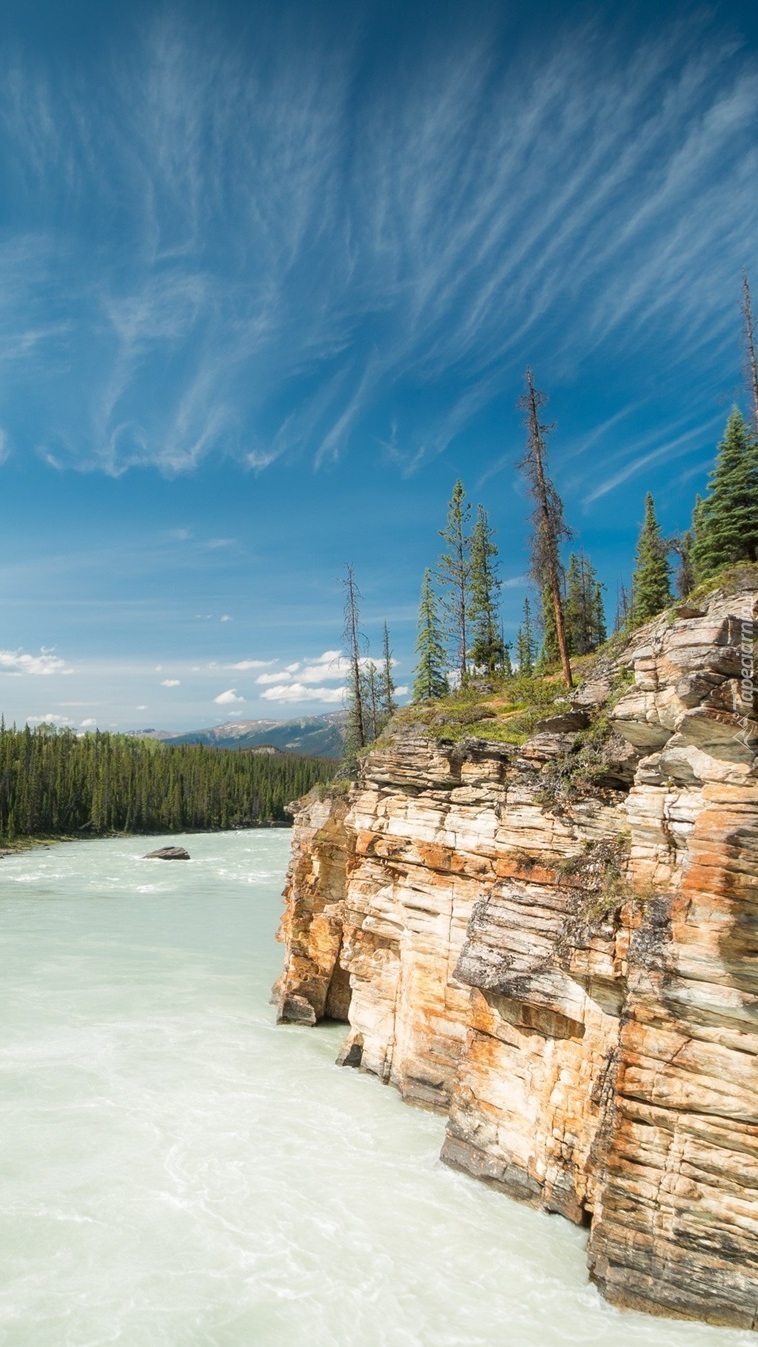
left=0, top=725, right=335, bottom=843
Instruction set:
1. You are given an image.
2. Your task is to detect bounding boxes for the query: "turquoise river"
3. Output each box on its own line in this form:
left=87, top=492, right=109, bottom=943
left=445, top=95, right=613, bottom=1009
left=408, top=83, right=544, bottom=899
left=0, top=830, right=753, bottom=1347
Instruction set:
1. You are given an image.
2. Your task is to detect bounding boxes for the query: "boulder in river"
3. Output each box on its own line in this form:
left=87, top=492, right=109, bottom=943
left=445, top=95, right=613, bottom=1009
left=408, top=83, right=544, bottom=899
left=143, top=846, right=191, bottom=861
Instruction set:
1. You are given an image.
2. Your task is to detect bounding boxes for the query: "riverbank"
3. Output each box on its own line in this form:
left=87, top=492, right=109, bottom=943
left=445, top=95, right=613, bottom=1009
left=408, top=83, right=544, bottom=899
left=0, top=836, right=75, bottom=858
left=0, top=819, right=295, bottom=859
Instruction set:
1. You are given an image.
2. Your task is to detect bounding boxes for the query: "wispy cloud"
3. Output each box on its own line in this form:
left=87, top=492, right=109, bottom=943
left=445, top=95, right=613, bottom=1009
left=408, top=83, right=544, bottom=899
left=254, top=649, right=374, bottom=687
left=584, top=411, right=725, bottom=503
left=26, top=713, right=73, bottom=726
left=260, top=682, right=345, bottom=704
left=0, top=9, right=754, bottom=489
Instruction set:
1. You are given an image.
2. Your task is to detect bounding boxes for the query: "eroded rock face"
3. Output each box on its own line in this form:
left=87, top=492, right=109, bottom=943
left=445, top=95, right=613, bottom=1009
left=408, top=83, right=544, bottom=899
left=272, top=788, right=353, bottom=1026
left=274, top=584, right=758, bottom=1328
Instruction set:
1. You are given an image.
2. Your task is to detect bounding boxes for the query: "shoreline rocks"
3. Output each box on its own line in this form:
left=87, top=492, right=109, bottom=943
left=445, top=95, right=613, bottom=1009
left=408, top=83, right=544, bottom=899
left=143, top=846, right=191, bottom=860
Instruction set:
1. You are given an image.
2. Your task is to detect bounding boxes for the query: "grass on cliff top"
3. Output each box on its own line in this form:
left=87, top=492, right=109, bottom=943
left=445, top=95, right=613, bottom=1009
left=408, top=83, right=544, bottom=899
left=684, top=561, right=758, bottom=607
left=380, top=666, right=596, bottom=746
left=376, top=569, right=758, bottom=757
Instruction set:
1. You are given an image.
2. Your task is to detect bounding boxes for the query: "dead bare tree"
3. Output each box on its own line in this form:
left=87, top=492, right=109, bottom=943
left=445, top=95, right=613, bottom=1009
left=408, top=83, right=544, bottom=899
left=742, top=271, right=758, bottom=436
left=517, top=368, right=573, bottom=688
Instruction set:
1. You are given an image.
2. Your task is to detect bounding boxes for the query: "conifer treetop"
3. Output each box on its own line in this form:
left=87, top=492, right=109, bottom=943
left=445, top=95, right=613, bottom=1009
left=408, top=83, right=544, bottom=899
left=630, top=492, right=673, bottom=626
left=692, top=407, right=758, bottom=584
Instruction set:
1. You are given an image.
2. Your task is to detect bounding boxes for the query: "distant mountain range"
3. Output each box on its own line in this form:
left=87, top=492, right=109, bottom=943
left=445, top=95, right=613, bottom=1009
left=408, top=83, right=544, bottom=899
left=130, top=711, right=346, bottom=758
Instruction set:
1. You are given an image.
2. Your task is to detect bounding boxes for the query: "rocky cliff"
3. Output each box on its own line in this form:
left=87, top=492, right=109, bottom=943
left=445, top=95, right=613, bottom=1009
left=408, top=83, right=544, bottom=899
left=274, top=579, right=758, bottom=1329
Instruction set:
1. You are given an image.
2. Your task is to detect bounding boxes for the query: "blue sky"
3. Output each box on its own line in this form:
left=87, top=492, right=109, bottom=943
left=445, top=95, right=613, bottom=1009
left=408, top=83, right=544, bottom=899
left=1, top=0, right=757, bottom=731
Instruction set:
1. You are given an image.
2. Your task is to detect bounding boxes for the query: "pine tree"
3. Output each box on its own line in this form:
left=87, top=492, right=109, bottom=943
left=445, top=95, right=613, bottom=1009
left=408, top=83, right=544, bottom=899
left=518, top=370, right=573, bottom=687
left=516, top=597, right=537, bottom=675
left=537, top=582, right=559, bottom=667
left=361, top=661, right=381, bottom=744
left=469, top=505, right=502, bottom=673
left=412, top=570, right=449, bottom=701
left=341, top=564, right=367, bottom=759
left=437, top=480, right=471, bottom=683
left=378, top=622, right=397, bottom=730
left=591, top=580, right=607, bottom=649
left=630, top=493, right=673, bottom=625
left=691, top=408, right=758, bottom=583
left=564, top=553, right=606, bottom=654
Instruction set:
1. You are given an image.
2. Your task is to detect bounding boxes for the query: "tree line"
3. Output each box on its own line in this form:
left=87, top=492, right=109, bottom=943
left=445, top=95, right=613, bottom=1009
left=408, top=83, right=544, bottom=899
left=0, top=724, right=335, bottom=841
left=341, top=272, right=758, bottom=742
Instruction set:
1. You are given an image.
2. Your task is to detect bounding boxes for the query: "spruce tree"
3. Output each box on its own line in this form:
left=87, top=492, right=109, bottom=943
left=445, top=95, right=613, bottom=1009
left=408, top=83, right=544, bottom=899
left=361, top=661, right=380, bottom=744
left=516, top=597, right=536, bottom=675
left=630, top=494, right=672, bottom=626
left=691, top=408, right=758, bottom=583
left=341, top=564, right=367, bottom=759
left=591, top=579, right=607, bottom=648
left=518, top=370, right=573, bottom=687
left=378, top=622, right=397, bottom=729
left=412, top=570, right=449, bottom=702
left=469, top=505, right=502, bottom=673
left=538, top=583, right=559, bottom=667
left=437, top=480, right=472, bottom=683
left=564, top=553, right=606, bottom=654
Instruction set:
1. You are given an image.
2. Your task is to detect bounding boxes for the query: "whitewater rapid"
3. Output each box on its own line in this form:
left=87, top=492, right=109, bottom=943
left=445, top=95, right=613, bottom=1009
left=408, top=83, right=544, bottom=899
left=0, top=831, right=752, bottom=1347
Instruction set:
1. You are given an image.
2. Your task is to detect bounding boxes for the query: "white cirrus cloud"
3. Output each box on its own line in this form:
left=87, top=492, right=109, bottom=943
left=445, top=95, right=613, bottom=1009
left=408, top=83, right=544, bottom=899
left=220, top=614, right=232, bottom=622
left=300, top=654, right=384, bottom=684
left=0, top=648, right=73, bottom=676
left=160, top=678, right=181, bottom=687
left=256, top=650, right=385, bottom=687
left=214, top=688, right=245, bottom=705
left=299, top=657, right=350, bottom=683
left=306, top=650, right=341, bottom=666
left=227, top=659, right=272, bottom=670
left=260, top=683, right=345, bottom=704
left=0, top=11, right=754, bottom=489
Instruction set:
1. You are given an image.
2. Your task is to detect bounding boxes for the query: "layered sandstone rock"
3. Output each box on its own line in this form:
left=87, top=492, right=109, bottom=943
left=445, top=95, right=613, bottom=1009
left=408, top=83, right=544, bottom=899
left=272, top=786, right=353, bottom=1025
left=275, top=580, right=758, bottom=1328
